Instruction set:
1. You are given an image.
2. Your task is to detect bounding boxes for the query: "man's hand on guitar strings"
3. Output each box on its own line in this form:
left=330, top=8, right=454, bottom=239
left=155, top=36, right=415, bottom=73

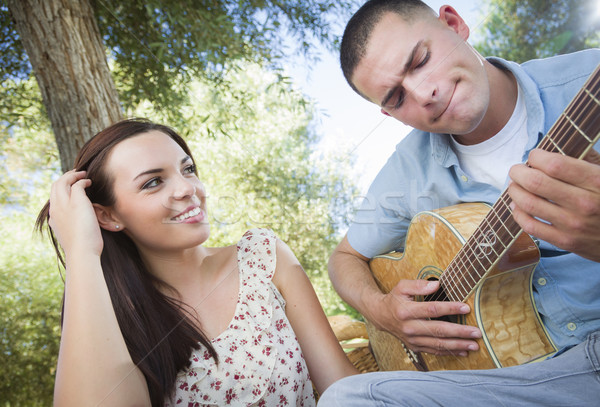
left=375, top=279, right=482, bottom=357
left=508, top=149, right=600, bottom=263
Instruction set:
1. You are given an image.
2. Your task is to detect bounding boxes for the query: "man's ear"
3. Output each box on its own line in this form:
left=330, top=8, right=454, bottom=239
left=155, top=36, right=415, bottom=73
left=438, top=5, right=470, bottom=41
left=93, top=204, right=123, bottom=232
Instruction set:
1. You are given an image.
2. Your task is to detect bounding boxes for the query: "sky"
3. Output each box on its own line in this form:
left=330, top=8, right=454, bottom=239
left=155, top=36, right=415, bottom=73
left=287, top=1, right=483, bottom=190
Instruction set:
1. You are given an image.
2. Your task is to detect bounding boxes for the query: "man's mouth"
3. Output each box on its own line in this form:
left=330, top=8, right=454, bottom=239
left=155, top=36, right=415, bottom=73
left=434, top=81, right=458, bottom=123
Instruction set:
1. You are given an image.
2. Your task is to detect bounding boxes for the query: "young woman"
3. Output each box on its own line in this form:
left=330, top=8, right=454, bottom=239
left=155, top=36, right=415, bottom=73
left=38, top=118, right=358, bottom=406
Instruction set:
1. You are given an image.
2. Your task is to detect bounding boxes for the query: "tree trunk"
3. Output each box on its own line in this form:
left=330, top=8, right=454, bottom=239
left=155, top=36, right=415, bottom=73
left=7, top=0, right=122, bottom=172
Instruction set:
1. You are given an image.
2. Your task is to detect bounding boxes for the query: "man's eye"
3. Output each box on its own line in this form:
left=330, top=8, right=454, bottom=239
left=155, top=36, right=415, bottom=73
left=142, top=177, right=161, bottom=189
left=415, top=51, right=430, bottom=69
left=393, top=90, right=405, bottom=109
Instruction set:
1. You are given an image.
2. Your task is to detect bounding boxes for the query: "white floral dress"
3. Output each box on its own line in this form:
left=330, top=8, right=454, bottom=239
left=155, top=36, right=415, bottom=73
left=167, top=229, right=316, bottom=406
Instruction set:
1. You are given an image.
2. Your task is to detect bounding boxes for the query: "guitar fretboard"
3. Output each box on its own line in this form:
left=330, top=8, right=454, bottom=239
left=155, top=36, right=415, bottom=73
left=438, top=63, right=600, bottom=302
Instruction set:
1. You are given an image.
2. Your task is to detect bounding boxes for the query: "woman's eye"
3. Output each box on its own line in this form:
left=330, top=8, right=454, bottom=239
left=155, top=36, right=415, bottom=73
left=183, top=164, right=196, bottom=174
left=142, top=177, right=161, bottom=189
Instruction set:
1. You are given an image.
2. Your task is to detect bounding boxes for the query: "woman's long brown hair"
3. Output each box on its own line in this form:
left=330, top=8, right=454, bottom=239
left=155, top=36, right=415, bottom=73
left=36, top=118, right=218, bottom=406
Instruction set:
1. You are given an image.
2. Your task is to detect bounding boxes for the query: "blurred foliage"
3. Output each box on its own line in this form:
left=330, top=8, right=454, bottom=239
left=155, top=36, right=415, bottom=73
left=0, top=78, right=58, bottom=208
left=474, top=0, right=600, bottom=63
left=0, top=0, right=358, bottom=128
left=0, top=211, right=62, bottom=406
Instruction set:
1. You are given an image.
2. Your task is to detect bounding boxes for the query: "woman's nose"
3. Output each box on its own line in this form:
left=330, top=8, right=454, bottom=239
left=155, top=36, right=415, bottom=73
left=172, top=176, right=197, bottom=200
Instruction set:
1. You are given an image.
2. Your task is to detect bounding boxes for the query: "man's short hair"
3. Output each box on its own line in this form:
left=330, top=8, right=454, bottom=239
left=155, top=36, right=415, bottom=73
left=340, top=0, right=435, bottom=96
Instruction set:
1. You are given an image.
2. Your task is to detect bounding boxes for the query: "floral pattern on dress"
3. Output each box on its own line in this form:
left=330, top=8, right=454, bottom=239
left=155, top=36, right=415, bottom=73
left=166, top=229, right=315, bottom=407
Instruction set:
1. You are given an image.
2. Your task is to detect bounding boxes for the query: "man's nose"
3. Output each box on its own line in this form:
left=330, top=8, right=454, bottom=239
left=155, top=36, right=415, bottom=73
left=406, top=76, right=437, bottom=106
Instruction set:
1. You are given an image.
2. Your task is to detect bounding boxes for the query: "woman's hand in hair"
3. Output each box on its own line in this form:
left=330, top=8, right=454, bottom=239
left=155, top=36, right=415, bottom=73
left=49, top=170, right=103, bottom=259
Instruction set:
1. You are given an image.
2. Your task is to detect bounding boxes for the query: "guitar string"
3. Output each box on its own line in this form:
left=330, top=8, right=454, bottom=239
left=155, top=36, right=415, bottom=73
left=432, top=193, right=516, bottom=302
left=536, top=70, right=598, bottom=157
left=546, top=67, right=600, bottom=157
left=434, top=198, right=511, bottom=303
left=434, top=179, right=529, bottom=300
left=429, top=66, right=600, bottom=303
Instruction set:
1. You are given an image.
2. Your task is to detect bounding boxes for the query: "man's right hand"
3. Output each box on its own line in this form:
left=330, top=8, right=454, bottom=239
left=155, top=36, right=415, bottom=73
left=328, top=235, right=482, bottom=357
left=370, top=279, right=482, bottom=357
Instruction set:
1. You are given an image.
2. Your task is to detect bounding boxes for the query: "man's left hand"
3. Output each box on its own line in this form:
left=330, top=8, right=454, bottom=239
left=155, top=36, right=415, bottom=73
left=508, top=148, right=600, bottom=262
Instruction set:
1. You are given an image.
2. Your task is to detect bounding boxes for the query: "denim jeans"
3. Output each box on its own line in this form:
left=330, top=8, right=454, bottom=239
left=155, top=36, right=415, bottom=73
left=318, top=331, right=600, bottom=407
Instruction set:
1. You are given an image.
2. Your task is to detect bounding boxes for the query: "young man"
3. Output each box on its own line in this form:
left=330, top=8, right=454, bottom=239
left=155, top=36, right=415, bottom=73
left=320, top=0, right=600, bottom=405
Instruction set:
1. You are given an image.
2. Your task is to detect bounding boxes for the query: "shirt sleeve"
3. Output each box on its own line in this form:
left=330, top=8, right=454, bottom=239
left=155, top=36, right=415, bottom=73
left=346, top=152, right=413, bottom=259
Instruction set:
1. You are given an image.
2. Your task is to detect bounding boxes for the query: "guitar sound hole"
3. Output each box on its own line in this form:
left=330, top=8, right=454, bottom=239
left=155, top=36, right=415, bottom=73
left=436, top=314, right=461, bottom=324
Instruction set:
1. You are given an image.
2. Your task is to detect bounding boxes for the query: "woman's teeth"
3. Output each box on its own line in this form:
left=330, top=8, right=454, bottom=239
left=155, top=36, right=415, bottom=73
left=173, top=207, right=201, bottom=221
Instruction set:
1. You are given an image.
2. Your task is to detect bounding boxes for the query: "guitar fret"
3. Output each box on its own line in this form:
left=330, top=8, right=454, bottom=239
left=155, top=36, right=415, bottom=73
left=473, top=218, right=507, bottom=256
left=465, top=240, right=489, bottom=274
left=539, top=77, right=600, bottom=159
left=493, top=215, right=516, bottom=239
left=546, top=134, right=566, bottom=154
left=453, top=258, right=478, bottom=296
left=444, top=253, right=478, bottom=301
left=464, top=264, right=477, bottom=297
left=448, top=204, right=518, bottom=300
left=444, top=259, right=472, bottom=301
left=443, top=279, right=461, bottom=302
left=585, top=88, right=600, bottom=107
left=564, top=113, right=593, bottom=143
left=482, top=216, right=512, bottom=250
left=467, top=241, right=491, bottom=274
left=472, top=239, right=495, bottom=267
left=497, top=196, right=519, bottom=238
left=447, top=264, right=469, bottom=301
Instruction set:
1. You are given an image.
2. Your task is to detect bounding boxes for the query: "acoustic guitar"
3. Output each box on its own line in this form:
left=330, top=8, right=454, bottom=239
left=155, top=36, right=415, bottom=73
left=367, top=63, right=600, bottom=372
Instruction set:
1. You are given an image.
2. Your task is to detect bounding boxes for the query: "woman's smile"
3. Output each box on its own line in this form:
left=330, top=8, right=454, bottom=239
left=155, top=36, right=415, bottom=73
left=170, top=205, right=206, bottom=223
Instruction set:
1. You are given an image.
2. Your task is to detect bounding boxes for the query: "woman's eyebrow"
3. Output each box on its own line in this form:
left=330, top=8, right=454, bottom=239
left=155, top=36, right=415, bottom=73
left=133, top=156, right=191, bottom=181
left=133, top=168, right=163, bottom=181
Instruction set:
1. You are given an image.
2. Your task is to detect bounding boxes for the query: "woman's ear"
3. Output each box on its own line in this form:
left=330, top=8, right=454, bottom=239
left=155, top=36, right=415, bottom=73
left=93, top=204, right=123, bottom=232
left=438, top=5, right=470, bottom=41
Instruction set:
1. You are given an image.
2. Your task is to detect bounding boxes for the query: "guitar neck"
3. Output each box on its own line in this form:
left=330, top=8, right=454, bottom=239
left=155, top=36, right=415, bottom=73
left=440, top=63, right=600, bottom=302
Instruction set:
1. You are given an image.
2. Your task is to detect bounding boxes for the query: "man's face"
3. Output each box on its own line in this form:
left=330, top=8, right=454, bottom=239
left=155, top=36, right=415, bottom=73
left=352, top=9, right=491, bottom=139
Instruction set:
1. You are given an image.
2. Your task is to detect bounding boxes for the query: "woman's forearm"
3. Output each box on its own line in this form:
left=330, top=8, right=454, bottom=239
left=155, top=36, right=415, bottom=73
left=54, top=253, right=150, bottom=407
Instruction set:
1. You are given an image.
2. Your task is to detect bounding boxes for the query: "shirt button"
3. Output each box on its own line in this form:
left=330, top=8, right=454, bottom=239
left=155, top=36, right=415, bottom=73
left=537, top=278, right=547, bottom=286
left=461, top=175, right=468, bottom=182
left=567, top=322, right=577, bottom=331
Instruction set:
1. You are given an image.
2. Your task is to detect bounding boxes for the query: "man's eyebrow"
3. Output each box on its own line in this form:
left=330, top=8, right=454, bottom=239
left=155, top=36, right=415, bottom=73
left=133, top=156, right=191, bottom=181
left=380, top=40, right=423, bottom=107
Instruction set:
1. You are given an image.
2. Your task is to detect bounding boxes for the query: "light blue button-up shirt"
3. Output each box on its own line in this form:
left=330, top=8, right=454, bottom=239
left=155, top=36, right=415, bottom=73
left=347, top=49, right=600, bottom=350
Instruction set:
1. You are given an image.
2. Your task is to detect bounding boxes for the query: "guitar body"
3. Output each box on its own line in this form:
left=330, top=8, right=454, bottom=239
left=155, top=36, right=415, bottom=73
left=367, top=202, right=557, bottom=371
